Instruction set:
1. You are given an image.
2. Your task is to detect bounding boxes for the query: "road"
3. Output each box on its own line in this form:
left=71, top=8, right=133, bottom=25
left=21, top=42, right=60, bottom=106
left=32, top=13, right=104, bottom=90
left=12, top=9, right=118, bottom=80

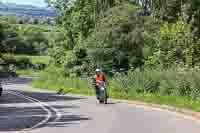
left=0, top=78, right=200, bottom=133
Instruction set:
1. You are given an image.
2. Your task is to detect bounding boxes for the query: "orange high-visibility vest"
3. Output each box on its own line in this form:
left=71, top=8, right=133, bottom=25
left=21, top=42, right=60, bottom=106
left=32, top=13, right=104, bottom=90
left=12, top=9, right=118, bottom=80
left=95, top=74, right=106, bottom=82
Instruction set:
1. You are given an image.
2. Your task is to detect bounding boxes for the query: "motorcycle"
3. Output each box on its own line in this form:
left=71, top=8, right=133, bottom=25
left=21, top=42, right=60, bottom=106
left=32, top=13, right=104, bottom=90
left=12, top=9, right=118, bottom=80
left=96, top=81, right=108, bottom=104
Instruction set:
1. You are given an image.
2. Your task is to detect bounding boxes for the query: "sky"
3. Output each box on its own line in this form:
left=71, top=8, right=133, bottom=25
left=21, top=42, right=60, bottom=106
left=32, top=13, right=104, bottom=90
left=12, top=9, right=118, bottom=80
left=2, top=0, right=47, bottom=7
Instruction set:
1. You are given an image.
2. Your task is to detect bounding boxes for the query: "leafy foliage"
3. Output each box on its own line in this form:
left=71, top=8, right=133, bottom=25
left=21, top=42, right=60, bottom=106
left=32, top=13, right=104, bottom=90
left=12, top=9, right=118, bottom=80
left=145, top=18, right=199, bottom=69
left=86, top=3, right=144, bottom=71
left=0, top=22, right=49, bottom=55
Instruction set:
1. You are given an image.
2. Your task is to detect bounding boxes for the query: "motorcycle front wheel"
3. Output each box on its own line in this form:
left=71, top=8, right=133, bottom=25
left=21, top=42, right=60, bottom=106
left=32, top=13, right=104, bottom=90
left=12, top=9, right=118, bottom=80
left=99, top=100, right=104, bottom=104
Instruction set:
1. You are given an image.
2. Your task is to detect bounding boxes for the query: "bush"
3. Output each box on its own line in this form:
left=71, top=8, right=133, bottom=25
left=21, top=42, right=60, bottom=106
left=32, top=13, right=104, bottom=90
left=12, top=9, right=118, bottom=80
left=2, top=54, right=16, bottom=64
left=15, top=56, right=32, bottom=69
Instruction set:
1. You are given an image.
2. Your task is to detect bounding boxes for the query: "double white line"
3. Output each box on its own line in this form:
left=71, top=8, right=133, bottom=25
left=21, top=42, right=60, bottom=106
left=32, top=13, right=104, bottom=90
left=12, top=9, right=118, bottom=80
left=7, top=90, right=62, bottom=132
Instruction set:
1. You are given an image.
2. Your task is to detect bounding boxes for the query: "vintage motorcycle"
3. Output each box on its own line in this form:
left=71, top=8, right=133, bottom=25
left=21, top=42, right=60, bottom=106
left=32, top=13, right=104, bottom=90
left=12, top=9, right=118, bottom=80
left=96, top=81, right=108, bottom=104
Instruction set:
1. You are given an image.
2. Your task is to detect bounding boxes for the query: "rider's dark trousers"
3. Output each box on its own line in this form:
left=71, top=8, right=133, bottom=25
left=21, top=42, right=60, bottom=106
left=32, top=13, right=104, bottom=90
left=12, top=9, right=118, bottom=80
left=95, top=86, right=100, bottom=99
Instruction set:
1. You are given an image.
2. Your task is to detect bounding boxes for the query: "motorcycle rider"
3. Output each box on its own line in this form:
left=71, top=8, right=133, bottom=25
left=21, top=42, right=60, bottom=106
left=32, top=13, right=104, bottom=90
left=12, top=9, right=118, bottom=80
left=94, top=68, right=108, bottom=100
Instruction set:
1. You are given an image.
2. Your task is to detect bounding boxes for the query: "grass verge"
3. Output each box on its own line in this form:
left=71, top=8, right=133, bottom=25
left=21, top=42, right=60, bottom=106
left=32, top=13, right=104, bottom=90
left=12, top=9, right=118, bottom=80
left=32, top=77, right=200, bottom=112
left=14, top=55, right=51, bottom=65
left=16, top=69, right=40, bottom=77
left=32, top=77, right=94, bottom=96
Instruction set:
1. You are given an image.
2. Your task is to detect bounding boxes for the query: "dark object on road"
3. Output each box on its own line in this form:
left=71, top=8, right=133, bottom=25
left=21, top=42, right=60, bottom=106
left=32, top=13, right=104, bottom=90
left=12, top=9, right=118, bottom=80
left=0, top=82, right=2, bottom=96
left=57, top=88, right=65, bottom=95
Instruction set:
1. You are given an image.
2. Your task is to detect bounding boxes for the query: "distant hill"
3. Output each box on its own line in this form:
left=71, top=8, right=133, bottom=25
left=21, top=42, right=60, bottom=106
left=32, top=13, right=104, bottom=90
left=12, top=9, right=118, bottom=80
left=0, top=3, right=57, bottom=17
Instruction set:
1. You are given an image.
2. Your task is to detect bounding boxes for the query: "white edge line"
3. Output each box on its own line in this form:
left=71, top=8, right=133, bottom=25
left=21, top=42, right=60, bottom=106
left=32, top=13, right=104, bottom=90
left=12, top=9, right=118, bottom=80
left=8, top=91, right=62, bottom=129
left=18, top=92, right=62, bottom=123
left=128, top=103, right=200, bottom=124
left=7, top=91, right=52, bottom=132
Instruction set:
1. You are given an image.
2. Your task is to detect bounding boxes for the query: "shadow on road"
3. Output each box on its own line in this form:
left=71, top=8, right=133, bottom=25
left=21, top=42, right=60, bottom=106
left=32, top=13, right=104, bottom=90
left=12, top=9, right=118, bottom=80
left=0, top=90, right=84, bottom=104
left=0, top=89, right=90, bottom=132
left=106, top=102, right=118, bottom=105
left=1, top=77, right=33, bottom=85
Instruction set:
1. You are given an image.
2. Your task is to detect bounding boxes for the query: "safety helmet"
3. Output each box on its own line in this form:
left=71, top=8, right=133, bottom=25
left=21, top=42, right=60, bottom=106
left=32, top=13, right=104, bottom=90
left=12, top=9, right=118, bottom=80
left=96, top=69, right=101, bottom=72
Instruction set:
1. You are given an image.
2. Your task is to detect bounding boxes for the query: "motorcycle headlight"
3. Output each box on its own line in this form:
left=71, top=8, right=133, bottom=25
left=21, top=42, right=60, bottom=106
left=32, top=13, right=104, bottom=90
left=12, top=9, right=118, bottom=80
left=100, top=87, right=105, bottom=91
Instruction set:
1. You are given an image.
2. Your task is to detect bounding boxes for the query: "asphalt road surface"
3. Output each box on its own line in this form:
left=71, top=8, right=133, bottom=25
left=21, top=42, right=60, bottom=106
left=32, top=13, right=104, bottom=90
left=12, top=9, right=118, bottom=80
left=0, top=78, right=200, bottom=133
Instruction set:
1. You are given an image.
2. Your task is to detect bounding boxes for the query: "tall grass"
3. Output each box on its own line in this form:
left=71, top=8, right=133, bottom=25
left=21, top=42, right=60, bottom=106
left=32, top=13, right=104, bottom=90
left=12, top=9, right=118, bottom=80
left=32, top=66, right=94, bottom=95
left=109, top=69, right=200, bottom=100
left=32, top=67, right=200, bottom=111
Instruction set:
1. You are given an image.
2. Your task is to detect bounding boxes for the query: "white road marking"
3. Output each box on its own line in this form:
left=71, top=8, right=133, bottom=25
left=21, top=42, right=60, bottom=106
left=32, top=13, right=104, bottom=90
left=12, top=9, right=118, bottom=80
left=7, top=91, right=52, bottom=131
left=15, top=91, right=62, bottom=123
left=6, top=91, right=62, bottom=132
left=127, top=102, right=200, bottom=124
left=0, top=115, right=49, bottom=119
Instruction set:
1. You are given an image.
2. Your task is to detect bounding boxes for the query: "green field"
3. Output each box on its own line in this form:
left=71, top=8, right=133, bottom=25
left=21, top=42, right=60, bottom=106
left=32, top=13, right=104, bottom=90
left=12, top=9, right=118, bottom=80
left=1, top=54, right=51, bottom=77
left=13, top=24, right=60, bottom=32
left=13, top=55, right=51, bottom=65
left=15, top=55, right=51, bottom=77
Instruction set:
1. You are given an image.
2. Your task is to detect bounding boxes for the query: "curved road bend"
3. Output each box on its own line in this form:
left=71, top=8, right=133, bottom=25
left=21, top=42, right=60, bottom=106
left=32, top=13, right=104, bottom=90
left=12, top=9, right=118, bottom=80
left=0, top=78, right=200, bottom=133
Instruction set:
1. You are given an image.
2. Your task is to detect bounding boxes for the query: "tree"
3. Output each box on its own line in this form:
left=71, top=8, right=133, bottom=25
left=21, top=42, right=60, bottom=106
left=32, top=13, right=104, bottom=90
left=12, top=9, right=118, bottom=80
left=0, top=23, right=4, bottom=43
left=86, top=3, right=144, bottom=71
left=33, top=18, right=39, bottom=25
left=44, top=0, right=200, bottom=75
